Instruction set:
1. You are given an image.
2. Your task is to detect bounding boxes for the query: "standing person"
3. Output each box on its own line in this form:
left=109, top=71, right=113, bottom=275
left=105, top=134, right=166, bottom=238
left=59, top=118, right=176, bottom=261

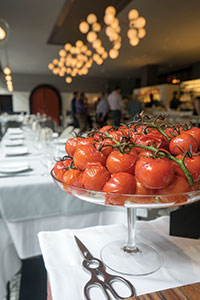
left=193, top=96, right=200, bottom=116
left=170, top=91, right=180, bottom=110
left=75, top=92, right=88, bottom=132
left=71, top=92, right=79, bottom=128
left=127, top=96, right=142, bottom=120
left=96, top=92, right=108, bottom=128
left=107, top=86, right=123, bottom=126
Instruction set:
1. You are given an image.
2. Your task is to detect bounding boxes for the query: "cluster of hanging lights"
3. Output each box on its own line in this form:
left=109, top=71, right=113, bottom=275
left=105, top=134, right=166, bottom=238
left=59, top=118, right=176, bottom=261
left=49, top=6, right=146, bottom=83
left=3, top=67, right=13, bottom=92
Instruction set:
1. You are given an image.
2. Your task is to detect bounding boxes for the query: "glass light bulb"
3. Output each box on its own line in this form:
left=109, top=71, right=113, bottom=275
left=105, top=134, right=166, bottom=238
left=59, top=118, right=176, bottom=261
left=129, top=37, right=139, bottom=46
left=96, top=46, right=104, bottom=54
left=109, top=49, right=119, bottom=59
left=87, top=14, right=97, bottom=24
left=59, top=71, right=65, bottom=77
left=59, top=49, right=66, bottom=57
left=92, top=22, right=101, bottom=32
left=135, top=17, right=146, bottom=28
left=5, top=75, right=12, bottom=81
left=127, top=28, right=137, bottom=39
left=138, top=28, right=146, bottom=39
left=81, top=45, right=88, bottom=53
left=3, top=67, right=11, bottom=75
left=79, top=21, right=89, bottom=34
left=0, top=26, right=6, bottom=40
left=53, top=59, right=59, bottom=65
left=104, top=14, right=114, bottom=25
left=105, top=26, right=114, bottom=37
left=53, top=68, right=59, bottom=75
left=92, top=39, right=101, bottom=49
left=48, top=63, right=54, bottom=70
left=128, top=9, right=139, bottom=20
left=87, top=31, right=97, bottom=43
left=64, top=43, right=71, bottom=51
left=102, top=51, right=108, bottom=59
left=105, top=6, right=116, bottom=15
left=75, top=40, right=84, bottom=48
left=114, top=42, right=121, bottom=50
left=111, top=18, right=119, bottom=28
left=86, top=49, right=92, bottom=56
left=65, top=76, right=72, bottom=83
left=93, top=53, right=100, bottom=62
left=96, top=58, right=103, bottom=65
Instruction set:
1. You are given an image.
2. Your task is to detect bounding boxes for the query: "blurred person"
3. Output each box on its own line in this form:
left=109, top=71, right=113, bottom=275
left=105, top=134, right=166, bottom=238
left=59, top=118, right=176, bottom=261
left=107, top=86, right=123, bottom=126
left=96, top=92, right=108, bottom=127
left=75, top=92, right=88, bottom=132
left=127, top=96, right=142, bottom=120
left=170, top=91, right=180, bottom=110
left=71, top=92, right=79, bottom=128
left=193, top=96, right=200, bottom=115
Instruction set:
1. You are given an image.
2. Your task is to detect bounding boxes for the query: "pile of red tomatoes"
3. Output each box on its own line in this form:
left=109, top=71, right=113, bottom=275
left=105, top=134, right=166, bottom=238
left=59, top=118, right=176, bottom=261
left=53, top=121, right=200, bottom=205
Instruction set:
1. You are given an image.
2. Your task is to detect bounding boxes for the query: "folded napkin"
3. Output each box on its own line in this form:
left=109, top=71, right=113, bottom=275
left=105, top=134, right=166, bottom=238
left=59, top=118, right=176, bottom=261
left=38, top=217, right=200, bottom=300
left=7, top=128, right=23, bottom=134
left=5, top=146, right=28, bottom=156
left=0, top=161, right=30, bottom=173
left=4, top=139, right=24, bottom=147
left=8, top=134, right=24, bottom=140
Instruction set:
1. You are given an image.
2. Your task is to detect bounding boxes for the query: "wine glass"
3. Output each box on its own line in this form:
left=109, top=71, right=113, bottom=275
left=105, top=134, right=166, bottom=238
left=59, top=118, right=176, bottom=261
left=51, top=169, right=200, bottom=276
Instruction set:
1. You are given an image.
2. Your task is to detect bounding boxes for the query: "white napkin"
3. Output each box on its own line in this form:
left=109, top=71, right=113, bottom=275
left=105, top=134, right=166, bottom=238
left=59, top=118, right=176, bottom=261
left=7, top=128, right=23, bottom=134
left=0, top=161, right=30, bottom=173
left=38, top=217, right=200, bottom=300
left=4, top=139, right=24, bottom=147
left=8, top=134, right=24, bottom=140
left=5, top=146, right=28, bottom=156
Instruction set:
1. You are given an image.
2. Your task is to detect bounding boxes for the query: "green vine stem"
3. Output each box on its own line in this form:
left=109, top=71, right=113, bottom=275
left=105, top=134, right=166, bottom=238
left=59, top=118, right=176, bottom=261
left=129, top=143, right=194, bottom=186
left=97, top=130, right=194, bottom=186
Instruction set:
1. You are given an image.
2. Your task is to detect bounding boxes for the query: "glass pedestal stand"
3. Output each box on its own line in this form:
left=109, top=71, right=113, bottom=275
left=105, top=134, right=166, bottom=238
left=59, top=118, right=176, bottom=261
left=100, top=207, right=163, bottom=276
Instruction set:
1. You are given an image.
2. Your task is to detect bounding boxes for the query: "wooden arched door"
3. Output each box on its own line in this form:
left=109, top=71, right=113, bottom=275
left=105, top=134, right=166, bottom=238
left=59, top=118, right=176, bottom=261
left=30, top=85, right=62, bottom=125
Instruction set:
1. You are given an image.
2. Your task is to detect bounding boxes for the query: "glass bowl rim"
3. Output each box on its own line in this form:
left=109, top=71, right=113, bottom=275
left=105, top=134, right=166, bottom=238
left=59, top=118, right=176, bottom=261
left=51, top=169, right=200, bottom=198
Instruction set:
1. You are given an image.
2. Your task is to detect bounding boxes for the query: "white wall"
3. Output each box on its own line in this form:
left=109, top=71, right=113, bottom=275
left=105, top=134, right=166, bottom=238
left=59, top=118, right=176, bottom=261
left=0, top=87, right=98, bottom=124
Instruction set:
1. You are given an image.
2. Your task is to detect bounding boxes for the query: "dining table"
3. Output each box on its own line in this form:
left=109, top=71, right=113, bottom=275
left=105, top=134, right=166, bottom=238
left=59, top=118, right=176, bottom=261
left=0, top=126, right=126, bottom=300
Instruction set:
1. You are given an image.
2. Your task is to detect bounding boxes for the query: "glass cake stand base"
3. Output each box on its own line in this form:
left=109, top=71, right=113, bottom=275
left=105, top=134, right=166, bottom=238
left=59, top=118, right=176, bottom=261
left=101, top=240, right=163, bottom=276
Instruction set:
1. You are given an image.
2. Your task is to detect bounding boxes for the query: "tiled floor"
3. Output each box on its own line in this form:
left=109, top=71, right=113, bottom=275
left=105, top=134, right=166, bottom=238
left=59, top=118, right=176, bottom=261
left=3, top=273, right=21, bottom=300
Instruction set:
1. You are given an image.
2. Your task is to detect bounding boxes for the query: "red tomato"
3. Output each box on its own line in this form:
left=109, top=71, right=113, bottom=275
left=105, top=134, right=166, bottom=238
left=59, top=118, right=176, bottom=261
left=53, top=159, right=73, bottom=181
left=95, top=139, right=115, bottom=157
left=65, top=137, right=82, bottom=157
left=135, top=157, right=174, bottom=189
left=189, top=180, right=200, bottom=192
left=93, top=126, right=113, bottom=141
left=106, top=150, right=137, bottom=174
left=175, top=154, right=200, bottom=183
left=103, top=172, right=136, bottom=194
left=78, top=137, right=94, bottom=146
left=73, top=144, right=106, bottom=170
left=63, top=169, right=83, bottom=187
left=103, top=172, right=136, bottom=205
left=129, top=178, right=155, bottom=204
left=185, top=127, right=200, bottom=148
left=157, top=175, right=189, bottom=203
left=80, top=162, right=110, bottom=191
left=138, top=150, right=154, bottom=159
left=169, top=133, right=198, bottom=155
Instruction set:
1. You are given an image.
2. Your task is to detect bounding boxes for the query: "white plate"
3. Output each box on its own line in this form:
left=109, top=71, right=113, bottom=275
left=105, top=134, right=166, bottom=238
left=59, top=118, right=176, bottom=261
left=0, top=161, right=30, bottom=173
left=5, top=146, right=29, bottom=156
left=5, top=139, right=24, bottom=147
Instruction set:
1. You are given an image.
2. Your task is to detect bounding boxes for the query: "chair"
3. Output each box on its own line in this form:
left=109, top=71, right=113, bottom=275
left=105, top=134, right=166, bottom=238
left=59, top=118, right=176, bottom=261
left=5, top=121, right=22, bottom=132
left=59, top=126, right=74, bottom=139
left=39, top=120, right=55, bottom=131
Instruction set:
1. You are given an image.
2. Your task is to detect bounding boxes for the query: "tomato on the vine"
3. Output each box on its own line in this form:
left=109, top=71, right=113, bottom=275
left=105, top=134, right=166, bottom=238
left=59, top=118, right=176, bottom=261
left=80, top=162, right=110, bottom=191
left=135, top=157, right=174, bottom=189
left=169, top=133, right=198, bottom=155
left=185, top=127, right=200, bottom=148
left=106, top=150, right=137, bottom=174
left=73, top=144, right=106, bottom=170
left=95, top=139, right=115, bottom=157
left=53, top=159, right=73, bottom=181
left=157, top=175, right=189, bottom=203
left=65, top=137, right=82, bottom=157
left=63, top=169, right=83, bottom=187
left=175, top=154, right=200, bottom=182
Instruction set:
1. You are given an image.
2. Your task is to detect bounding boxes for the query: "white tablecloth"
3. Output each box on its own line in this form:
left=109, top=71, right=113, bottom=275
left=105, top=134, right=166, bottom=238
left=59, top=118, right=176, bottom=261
left=0, top=129, right=126, bottom=299
left=38, top=216, right=200, bottom=300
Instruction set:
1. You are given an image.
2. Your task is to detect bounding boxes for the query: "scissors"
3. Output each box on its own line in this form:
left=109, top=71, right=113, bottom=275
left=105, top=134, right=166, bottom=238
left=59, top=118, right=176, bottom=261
left=74, top=236, right=136, bottom=300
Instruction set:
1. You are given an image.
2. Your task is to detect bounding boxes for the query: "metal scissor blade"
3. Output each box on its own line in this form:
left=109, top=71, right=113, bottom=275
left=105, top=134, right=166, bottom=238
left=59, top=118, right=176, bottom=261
left=74, top=236, right=94, bottom=260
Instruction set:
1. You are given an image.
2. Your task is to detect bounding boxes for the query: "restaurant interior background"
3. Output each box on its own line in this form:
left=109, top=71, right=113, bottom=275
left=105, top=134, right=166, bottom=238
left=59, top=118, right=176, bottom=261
left=1, top=0, right=200, bottom=124
left=0, top=0, right=200, bottom=300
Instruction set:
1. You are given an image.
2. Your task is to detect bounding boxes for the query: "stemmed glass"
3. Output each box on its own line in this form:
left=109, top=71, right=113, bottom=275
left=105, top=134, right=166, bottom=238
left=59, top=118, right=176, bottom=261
left=51, top=169, right=200, bottom=276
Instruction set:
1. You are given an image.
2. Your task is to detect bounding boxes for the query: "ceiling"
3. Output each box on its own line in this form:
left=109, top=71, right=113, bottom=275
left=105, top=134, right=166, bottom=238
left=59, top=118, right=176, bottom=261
left=1, top=0, right=200, bottom=91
